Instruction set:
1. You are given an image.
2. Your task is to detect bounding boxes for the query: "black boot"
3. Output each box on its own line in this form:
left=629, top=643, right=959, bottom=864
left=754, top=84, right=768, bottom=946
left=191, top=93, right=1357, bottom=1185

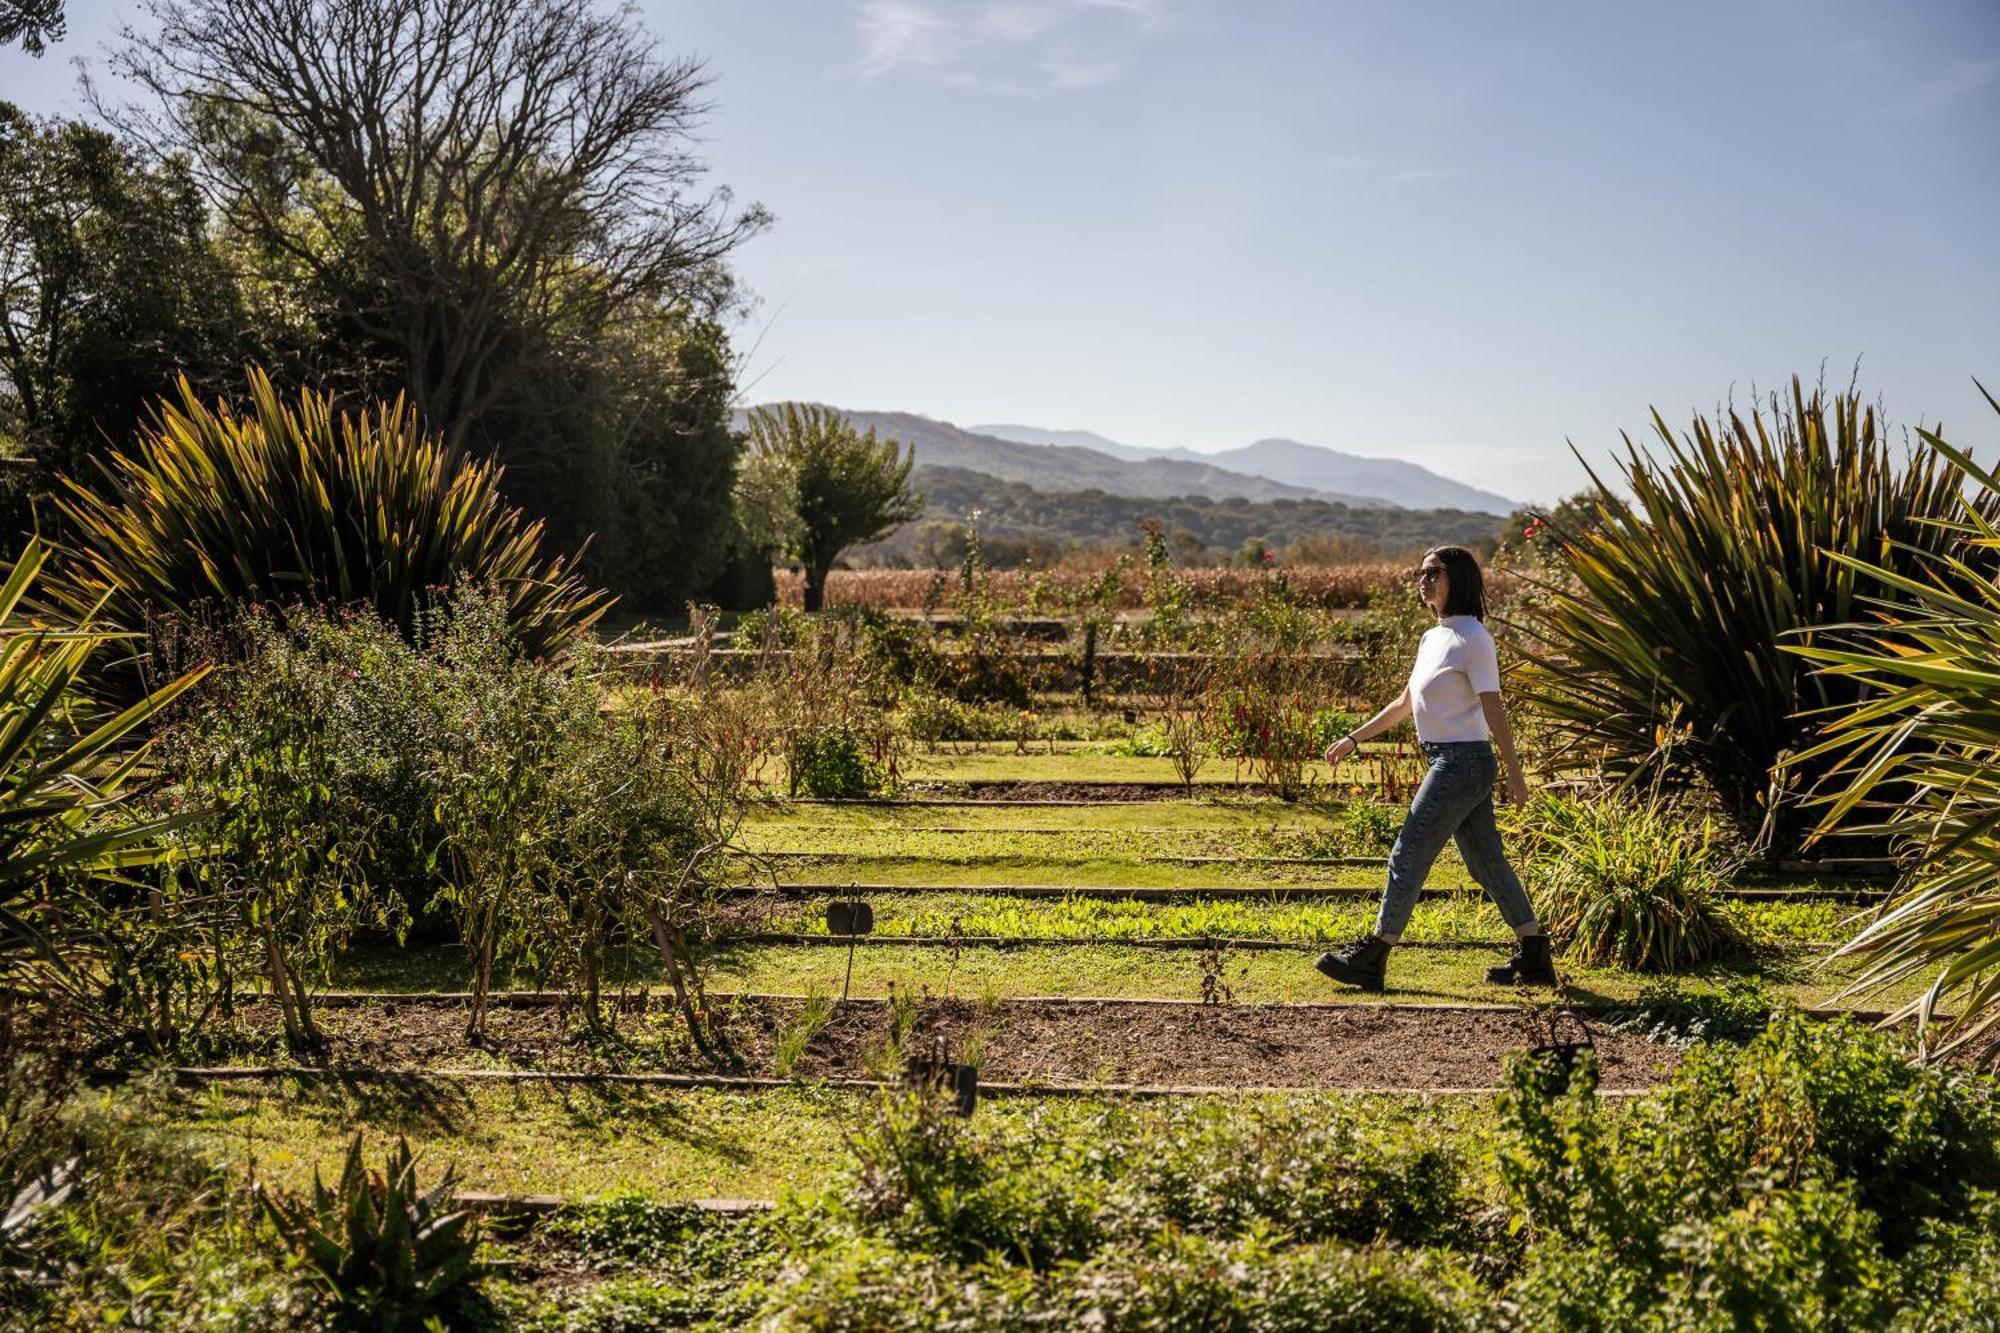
left=1487, top=932, right=1557, bottom=986
left=1315, top=935, right=1391, bottom=993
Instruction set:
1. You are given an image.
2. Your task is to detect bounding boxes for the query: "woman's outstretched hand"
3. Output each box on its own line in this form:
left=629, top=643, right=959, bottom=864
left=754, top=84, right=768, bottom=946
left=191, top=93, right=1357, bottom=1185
left=1323, top=736, right=1359, bottom=766
left=1503, top=772, right=1529, bottom=806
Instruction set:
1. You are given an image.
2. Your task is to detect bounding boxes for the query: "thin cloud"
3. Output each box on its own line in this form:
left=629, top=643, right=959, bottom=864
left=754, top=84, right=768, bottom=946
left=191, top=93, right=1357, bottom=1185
left=1317, top=154, right=1461, bottom=185
left=1387, top=166, right=1461, bottom=184
left=1908, top=57, right=2000, bottom=114
left=855, top=0, right=1171, bottom=91
left=859, top=0, right=954, bottom=74
left=1044, top=57, right=1128, bottom=89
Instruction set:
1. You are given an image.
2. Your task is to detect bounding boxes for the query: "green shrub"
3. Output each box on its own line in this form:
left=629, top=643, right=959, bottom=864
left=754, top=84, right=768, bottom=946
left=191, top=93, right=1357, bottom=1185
left=147, top=590, right=716, bottom=1041
left=257, top=1132, right=483, bottom=1331
left=1105, top=723, right=1173, bottom=757
left=845, top=1088, right=1101, bottom=1267
left=1498, top=1006, right=2000, bottom=1328
left=1517, top=792, right=1746, bottom=971
left=53, top=368, right=610, bottom=659
left=1513, top=377, right=1980, bottom=853
left=161, top=611, right=399, bottom=1050
left=900, top=690, right=1013, bottom=744
left=790, top=726, right=884, bottom=799
left=838, top=1091, right=1478, bottom=1270
left=1338, top=799, right=1402, bottom=854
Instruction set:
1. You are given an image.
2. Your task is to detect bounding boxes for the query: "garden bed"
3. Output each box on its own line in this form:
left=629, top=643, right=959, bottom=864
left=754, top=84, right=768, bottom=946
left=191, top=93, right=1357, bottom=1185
left=212, top=994, right=1680, bottom=1092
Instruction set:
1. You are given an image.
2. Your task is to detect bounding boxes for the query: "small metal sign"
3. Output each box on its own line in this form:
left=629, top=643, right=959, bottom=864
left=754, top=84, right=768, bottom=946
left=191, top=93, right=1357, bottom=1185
left=826, top=899, right=875, bottom=936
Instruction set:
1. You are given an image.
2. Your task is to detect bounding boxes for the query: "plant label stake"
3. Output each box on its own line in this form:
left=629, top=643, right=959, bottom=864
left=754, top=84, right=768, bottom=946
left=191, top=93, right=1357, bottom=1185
left=906, top=1034, right=978, bottom=1117
left=1526, top=1007, right=1597, bottom=1093
left=828, top=897, right=873, bottom=1001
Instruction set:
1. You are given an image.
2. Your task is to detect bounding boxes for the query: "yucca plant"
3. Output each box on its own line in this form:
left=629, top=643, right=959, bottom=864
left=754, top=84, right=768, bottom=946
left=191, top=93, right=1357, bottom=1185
left=1516, top=792, right=1746, bottom=972
left=1513, top=378, right=1983, bottom=854
left=0, top=538, right=206, bottom=992
left=1786, top=394, right=2000, bottom=1060
left=257, top=1132, right=483, bottom=1331
left=53, top=368, right=611, bottom=659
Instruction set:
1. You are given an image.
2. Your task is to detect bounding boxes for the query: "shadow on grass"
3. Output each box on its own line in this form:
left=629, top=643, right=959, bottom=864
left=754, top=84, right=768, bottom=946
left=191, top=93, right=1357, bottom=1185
left=535, top=1084, right=756, bottom=1166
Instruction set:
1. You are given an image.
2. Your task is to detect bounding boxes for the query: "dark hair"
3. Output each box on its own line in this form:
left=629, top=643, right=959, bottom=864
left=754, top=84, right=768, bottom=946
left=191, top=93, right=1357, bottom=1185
left=1425, top=545, right=1486, bottom=619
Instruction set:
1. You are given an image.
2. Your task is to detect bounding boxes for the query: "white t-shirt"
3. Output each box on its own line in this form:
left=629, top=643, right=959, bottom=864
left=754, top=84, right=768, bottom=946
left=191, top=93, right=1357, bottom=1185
left=1407, top=615, right=1501, bottom=743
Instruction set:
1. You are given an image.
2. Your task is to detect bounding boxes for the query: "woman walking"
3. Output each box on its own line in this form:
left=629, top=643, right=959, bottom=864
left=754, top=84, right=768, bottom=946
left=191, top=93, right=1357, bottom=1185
left=1313, top=545, right=1553, bottom=992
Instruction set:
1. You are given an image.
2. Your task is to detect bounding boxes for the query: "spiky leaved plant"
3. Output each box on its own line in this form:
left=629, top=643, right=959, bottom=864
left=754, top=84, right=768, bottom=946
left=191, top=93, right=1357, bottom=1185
left=1514, top=792, right=1746, bottom=973
left=1787, top=390, right=2000, bottom=1060
left=257, top=1132, right=482, bottom=1331
left=0, top=538, right=206, bottom=996
left=53, top=367, right=611, bottom=659
left=1512, top=377, right=1984, bottom=854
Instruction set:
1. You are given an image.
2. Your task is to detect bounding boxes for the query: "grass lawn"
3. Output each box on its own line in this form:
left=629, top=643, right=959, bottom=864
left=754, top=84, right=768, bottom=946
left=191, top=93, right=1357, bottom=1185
left=110, top=1080, right=1496, bottom=1204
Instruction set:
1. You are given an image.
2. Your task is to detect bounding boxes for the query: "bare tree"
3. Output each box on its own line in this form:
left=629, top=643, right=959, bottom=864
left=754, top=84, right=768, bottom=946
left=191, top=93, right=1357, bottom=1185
left=109, top=0, right=767, bottom=451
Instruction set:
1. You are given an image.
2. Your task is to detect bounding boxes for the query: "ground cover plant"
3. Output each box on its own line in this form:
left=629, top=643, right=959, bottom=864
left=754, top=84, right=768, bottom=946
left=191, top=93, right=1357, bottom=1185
left=746, top=889, right=1846, bottom=947
left=743, top=1013, right=2000, bottom=1329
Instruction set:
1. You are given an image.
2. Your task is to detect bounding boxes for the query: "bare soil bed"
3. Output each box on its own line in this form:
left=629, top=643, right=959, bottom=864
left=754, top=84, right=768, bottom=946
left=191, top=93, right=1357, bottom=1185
left=221, top=995, right=1679, bottom=1091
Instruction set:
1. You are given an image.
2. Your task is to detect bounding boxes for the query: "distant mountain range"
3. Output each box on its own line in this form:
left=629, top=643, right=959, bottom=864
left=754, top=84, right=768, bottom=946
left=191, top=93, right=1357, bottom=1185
left=973, top=423, right=1518, bottom=515
left=736, top=404, right=1518, bottom=517
left=750, top=409, right=1357, bottom=504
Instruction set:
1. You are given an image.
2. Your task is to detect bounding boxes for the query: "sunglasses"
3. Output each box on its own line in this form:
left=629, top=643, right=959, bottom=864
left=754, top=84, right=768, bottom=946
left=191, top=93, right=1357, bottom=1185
left=1414, top=566, right=1444, bottom=584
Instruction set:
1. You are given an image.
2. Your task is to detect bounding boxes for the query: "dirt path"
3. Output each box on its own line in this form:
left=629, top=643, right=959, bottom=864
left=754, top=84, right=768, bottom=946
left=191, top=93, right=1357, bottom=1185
left=224, top=995, right=1678, bottom=1092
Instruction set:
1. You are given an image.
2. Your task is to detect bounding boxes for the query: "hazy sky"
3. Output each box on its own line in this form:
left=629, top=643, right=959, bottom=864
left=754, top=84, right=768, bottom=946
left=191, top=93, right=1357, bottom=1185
left=9, top=0, right=1999, bottom=504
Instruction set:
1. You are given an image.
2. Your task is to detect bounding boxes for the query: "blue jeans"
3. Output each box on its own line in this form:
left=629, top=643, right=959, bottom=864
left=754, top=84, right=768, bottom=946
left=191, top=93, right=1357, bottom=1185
left=1374, top=740, right=1539, bottom=938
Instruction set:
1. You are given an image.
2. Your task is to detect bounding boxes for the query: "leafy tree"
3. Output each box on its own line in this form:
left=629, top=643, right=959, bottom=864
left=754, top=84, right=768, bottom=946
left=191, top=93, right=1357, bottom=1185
left=0, top=102, right=254, bottom=523
left=0, top=0, right=64, bottom=56
left=113, top=0, right=766, bottom=457
left=106, top=0, right=765, bottom=605
left=745, top=403, right=923, bottom=612
left=501, top=305, right=746, bottom=611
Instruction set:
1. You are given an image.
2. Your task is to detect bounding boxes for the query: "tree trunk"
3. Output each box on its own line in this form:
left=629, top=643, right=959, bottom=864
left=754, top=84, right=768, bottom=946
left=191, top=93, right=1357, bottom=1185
left=643, top=901, right=712, bottom=1056
left=803, top=557, right=834, bottom=613
left=263, top=928, right=303, bottom=1050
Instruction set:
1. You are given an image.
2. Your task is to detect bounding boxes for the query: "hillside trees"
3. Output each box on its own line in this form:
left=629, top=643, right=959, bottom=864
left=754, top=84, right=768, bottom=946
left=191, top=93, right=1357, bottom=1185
left=107, top=0, right=767, bottom=607
left=744, top=403, right=922, bottom=612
